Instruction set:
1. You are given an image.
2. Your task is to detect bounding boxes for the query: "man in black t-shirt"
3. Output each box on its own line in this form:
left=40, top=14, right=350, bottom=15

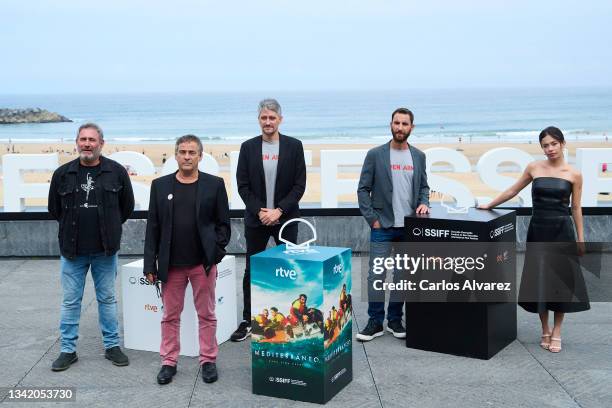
left=76, top=163, right=103, bottom=253
left=48, top=123, right=134, bottom=372
left=144, top=134, right=231, bottom=385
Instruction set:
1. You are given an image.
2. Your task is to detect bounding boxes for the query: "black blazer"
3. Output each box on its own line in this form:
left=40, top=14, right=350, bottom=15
left=143, top=171, right=231, bottom=282
left=236, top=134, right=306, bottom=228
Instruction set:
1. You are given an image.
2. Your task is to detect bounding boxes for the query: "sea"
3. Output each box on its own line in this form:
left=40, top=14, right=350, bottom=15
left=1, top=87, right=611, bottom=145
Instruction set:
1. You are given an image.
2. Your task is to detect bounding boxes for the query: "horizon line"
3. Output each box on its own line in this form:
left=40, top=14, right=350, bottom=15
left=2, top=84, right=612, bottom=97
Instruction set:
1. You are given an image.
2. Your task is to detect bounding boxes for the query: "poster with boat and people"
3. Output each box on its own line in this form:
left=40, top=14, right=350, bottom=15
left=250, top=244, right=352, bottom=404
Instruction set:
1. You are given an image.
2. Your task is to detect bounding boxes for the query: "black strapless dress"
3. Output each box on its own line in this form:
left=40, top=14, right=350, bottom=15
left=518, top=177, right=590, bottom=313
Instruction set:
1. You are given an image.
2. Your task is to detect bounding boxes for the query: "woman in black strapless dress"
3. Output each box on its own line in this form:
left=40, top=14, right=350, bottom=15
left=478, top=126, right=589, bottom=353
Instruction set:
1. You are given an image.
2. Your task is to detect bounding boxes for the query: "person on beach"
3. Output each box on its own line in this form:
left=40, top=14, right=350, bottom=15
left=356, top=108, right=430, bottom=342
left=144, top=134, right=230, bottom=384
left=478, top=126, right=590, bottom=353
left=231, top=98, right=307, bottom=342
left=48, top=123, right=134, bottom=371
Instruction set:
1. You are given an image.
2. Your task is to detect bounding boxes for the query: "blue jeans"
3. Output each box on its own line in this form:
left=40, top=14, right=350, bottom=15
left=59, top=253, right=119, bottom=352
left=367, top=227, right=405, bottom=324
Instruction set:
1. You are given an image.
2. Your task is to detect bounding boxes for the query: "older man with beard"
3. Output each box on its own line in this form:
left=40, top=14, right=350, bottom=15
left=48, top=123, right=134, bottom=370
left=356, top=108, right=430, bottom=342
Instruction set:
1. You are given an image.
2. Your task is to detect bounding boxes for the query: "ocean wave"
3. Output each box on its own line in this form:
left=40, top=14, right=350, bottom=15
left=0, top=137, right=65, bottom=143
left=2, top=129, right=610, bottom=145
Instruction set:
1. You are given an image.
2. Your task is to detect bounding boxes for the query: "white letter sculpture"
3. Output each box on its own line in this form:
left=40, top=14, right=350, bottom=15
left=576, top=148, right=612, bottom=206
left=477, top=148, right=534, bottom=206
left=320, top=150, right=367, bottom=208
left=2, top=153, right=58, bottom=212
left=108, top=151, right=156, bottom=210
left=424, top=147, right=475, bottom=208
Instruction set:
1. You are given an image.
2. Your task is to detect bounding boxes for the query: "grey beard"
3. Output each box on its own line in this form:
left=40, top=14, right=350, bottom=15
left=79, top=152, right=100, bottom=163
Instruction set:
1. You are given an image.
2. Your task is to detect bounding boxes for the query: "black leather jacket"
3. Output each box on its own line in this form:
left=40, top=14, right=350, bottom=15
left=48, top=156, right=135, bottom=258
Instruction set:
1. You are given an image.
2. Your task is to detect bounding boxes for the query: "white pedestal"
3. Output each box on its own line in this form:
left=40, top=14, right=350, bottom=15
left=121, top=256, right=237, bottom=356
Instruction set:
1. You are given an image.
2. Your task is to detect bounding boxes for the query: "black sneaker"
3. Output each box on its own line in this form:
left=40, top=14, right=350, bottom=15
left=230, top=321, right=251, bottom=342
left=356, top=319, right=384, bottom=342
left=387, top=320, right=406, bottom=339
left=104, top=346, right=129, bottom=366
left=201, top=362, right=218, bottom=383
left=51, top=352, right=78, bottom=371
left=156, top=365, right=177, bottom=385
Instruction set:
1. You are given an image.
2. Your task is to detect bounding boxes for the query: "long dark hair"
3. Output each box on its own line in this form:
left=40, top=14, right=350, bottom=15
left=538, top=126, right=565, bottom=144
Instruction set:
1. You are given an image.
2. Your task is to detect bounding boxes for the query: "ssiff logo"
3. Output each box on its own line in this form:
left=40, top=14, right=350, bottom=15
left=424, top=228, right=450, bottom=238
left=128, top=276, right=154, bottom=286
left=490, top=223, right=514, bottom=238
left=490, top=227, right=504, bottom=238
left=412, top=227, right=450, bottom=238
left=333, top=264, right=343, bottom=275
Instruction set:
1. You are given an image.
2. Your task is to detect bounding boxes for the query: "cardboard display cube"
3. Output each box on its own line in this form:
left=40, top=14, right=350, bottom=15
left=250, top=245, right=352, bottom=404
left=404, top=208, right=517, bottom=359
left=121, top=256, right=236, bottom=355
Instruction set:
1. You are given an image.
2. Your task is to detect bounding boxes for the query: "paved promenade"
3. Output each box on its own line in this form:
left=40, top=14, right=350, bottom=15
left=1, top=256, right=610, bottom=408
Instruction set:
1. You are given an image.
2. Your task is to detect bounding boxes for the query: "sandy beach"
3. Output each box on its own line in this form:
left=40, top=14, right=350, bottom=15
left=2, top=141, right=611, bottom=208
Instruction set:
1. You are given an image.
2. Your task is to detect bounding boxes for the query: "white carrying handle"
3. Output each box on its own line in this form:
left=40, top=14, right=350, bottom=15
left=440, top=196, right=470, bottom=214
left=279, top=218, right=317, bottom=251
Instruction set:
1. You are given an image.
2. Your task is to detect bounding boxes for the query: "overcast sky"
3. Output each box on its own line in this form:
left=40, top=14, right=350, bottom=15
left=1, top=0, right=611, bottom=94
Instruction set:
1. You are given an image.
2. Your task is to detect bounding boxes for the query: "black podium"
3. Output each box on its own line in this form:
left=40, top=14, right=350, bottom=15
left=403, top=207, right=517, bottom=360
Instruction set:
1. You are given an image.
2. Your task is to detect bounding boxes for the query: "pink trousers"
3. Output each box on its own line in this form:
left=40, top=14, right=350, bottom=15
left=160, top=264, right=217, bottom=366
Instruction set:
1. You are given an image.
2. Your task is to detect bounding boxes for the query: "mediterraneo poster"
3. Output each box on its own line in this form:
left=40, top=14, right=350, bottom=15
left=251, top=245, right=352, bottom=404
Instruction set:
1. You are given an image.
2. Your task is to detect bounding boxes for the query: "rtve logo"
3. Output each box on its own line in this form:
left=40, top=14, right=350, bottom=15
left=275, top=267, right=297, bottom=280
left=144, top=304, right=159, bottom=312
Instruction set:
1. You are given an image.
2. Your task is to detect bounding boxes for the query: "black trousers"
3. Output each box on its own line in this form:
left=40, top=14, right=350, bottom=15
left=242, top=223, right=298, bottom=321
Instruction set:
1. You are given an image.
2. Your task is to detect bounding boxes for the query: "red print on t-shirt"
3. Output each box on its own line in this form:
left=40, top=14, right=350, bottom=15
left=391, top=164, right=414, bottom=171
left=262, top=154, right=279, bottom=161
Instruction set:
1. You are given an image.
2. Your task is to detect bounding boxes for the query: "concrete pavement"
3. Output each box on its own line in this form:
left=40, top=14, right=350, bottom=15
left=0, top=256, right=610, bottom=408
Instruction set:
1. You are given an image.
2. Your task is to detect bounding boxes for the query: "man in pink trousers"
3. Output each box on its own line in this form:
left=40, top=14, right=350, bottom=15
left=143, top=134, right=231, bottom=385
